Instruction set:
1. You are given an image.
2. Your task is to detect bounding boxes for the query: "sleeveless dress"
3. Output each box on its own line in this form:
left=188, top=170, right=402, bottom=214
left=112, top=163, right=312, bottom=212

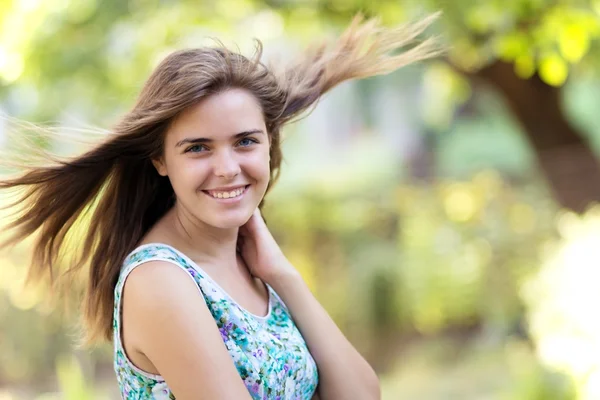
left=113, top=243, right=319, bottom=399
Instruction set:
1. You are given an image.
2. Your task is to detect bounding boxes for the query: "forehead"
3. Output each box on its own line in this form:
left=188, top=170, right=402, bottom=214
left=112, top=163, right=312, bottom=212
left=166, top=88, right=265, bottom=142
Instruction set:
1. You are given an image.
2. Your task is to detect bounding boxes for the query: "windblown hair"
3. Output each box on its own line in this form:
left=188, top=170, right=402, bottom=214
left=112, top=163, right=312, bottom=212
left=0, top=14, right=442, bottom=345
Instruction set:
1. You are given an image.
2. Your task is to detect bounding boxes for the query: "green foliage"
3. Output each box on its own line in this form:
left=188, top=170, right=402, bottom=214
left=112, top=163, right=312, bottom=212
left=0, top=0, right=267, bottom=121
left=2, top=0, right=598, bottom=153
left=380, top=338, right=576, bottom=400
left=55, top=355, right=95, bottom=400
left=266, top=170, right=557, bottom=342
left=440, top=0, right=600, bottom=86
left=33, top=354, right=109, bottom=400
left=253, top=0, right=600, bottom=87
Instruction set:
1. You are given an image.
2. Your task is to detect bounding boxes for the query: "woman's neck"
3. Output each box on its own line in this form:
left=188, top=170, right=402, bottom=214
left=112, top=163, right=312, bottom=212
left=158, top=205, right=240, bottom=269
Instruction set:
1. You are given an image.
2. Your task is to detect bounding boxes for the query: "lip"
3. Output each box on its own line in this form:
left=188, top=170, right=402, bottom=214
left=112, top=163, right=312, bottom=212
left=205, top=184, right=248, bottom=192
left=202, top=184, right=250, bottom=203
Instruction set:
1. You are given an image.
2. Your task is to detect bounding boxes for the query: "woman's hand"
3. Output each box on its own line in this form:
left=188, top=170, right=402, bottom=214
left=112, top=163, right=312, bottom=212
left=237, top=208, right=298, bottom=284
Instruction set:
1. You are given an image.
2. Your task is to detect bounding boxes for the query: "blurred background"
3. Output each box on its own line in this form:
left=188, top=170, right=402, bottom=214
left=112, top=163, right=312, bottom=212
left=1, top=0, right=600, bottom=399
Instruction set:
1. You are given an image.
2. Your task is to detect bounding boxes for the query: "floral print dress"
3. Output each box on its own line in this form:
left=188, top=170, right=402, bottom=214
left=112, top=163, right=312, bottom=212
left=113, top=243, right=319, bottom=399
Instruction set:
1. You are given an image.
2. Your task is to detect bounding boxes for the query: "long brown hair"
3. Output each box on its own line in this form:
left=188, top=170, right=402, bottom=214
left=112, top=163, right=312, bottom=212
left=0, top=14, right=442, bottom=345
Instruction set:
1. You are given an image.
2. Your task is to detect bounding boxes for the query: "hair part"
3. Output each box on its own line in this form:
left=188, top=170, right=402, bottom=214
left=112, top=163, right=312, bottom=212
left=0, top=13, right=442, bottom=345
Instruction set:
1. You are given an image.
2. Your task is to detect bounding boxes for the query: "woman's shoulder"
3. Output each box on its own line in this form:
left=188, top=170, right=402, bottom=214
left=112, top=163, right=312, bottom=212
left=123, top=259, right=203, bottom=307
left=114, top=242, right=207, bottom=303
left=124, top=242, right=189, bottom=269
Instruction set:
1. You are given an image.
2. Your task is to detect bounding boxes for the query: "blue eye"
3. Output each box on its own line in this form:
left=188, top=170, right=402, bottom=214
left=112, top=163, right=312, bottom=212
left=238, top=137, right=258, bottom=147
left=186, top=144, right=208, bottom=153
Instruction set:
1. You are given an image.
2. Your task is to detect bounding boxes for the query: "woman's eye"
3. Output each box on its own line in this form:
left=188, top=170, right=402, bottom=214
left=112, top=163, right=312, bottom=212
left=186, top=144, right=207, bottom=153
left=238, top=138, right=258, bottom=147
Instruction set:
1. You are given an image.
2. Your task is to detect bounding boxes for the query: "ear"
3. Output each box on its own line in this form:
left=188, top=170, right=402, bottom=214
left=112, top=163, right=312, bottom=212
left=151, top=157, right=168, bottom=176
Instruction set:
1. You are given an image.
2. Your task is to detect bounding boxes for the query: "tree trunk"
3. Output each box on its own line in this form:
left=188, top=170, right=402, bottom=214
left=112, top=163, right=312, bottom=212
left=469, top=60, right=600, bottom=213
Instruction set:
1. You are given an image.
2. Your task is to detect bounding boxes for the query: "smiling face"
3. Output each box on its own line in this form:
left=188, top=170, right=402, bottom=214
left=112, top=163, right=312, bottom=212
left=153, top=88, right=271, bottom=229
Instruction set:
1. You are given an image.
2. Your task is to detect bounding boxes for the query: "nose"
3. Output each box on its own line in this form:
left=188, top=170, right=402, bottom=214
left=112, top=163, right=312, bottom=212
left=213, top=149, right=240, bottom=179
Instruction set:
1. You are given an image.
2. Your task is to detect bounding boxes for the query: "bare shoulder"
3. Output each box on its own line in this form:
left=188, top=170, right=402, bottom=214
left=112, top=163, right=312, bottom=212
left=121, top=260, right=252, bottom=399
left=122, top=260, right=204, bottom=348
left=124, top=260, right=198, bottom=306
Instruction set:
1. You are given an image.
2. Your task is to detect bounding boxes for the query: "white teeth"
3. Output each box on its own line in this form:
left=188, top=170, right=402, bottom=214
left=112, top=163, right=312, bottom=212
left=208, top=187, right=245, bottom=199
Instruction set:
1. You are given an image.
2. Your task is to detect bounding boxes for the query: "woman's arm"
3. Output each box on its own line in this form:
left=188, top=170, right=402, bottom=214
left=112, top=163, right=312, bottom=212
left=239, top=209, right=381, bottom=400
left=122, top=262, right=253, bottom=400
left=267, top=267, right=381, bottom=400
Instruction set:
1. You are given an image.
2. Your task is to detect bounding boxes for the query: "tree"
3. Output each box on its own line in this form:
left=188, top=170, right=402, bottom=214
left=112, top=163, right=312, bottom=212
left=428, top=0, right=600, bottom=213
left=267, top=0, right=600, bottom=212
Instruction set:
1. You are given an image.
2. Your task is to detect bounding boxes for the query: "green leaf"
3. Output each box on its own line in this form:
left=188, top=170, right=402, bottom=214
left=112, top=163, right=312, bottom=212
left=539, top=54, right=568, bottom=86
left=559, top=23, right=590, bottom=63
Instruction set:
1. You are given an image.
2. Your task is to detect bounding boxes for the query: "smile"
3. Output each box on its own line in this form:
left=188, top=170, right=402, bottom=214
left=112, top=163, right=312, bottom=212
left=203, top=185, right=249, bottom=200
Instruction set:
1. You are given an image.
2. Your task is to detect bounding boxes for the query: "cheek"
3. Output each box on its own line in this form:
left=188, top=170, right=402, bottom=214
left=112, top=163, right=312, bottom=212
left=168, top=158, right=209, bottom=193
left=243, top=149, right=271, bottom=180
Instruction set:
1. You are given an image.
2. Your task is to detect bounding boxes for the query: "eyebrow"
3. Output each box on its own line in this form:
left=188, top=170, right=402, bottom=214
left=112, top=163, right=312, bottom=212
left=175, top=129, right=265, bottom=148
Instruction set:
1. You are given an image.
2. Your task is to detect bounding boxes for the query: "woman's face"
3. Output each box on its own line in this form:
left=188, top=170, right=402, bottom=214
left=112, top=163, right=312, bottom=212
left=154, top=88, right=271, bottom=229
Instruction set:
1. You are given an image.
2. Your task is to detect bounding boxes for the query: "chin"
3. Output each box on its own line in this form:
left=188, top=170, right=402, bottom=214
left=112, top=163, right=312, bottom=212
left=206, top=210, right=254, bottom=229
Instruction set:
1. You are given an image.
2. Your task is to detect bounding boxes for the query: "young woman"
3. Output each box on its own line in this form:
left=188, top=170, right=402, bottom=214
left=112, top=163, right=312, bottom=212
left=0, top=14, right=440, bottom=400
